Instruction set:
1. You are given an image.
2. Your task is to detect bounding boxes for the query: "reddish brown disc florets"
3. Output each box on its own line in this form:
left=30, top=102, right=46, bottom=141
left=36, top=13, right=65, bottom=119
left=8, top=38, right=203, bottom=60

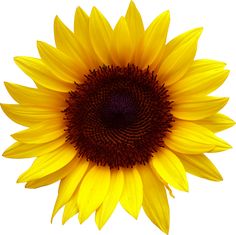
left=63, top=64, right=174, bottom=168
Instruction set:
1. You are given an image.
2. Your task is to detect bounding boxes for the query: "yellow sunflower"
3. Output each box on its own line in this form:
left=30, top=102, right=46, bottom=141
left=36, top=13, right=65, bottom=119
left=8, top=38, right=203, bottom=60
left=1, top=1, right=234, bottom=233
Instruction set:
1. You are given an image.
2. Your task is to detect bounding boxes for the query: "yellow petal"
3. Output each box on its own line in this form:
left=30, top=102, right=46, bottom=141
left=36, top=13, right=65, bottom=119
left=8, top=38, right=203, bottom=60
left=25, top=157, right=79, bottom=188
left=95, top=169, right=124, bottom=229
left=165, top=121, right=232, bottom=154
left=37, top=41, right=87, bottom=83
left=4, top=82, right=66, bottom=107
left=170, top=61, right=229, bottom=98
left=177, top=153, right=223, bottom=181
left=77, top=166, right=110, bottom=223
left=2, top=136, right=66, bottom=158
left=138, top=164, right=170, bottom=234
left=164, top=28, right=203, bottom=55
left=11, top=120, right=65, bottom=144
left=150, top=148, right=188, bottom=191
left=111, top=17, right=133, bottom=66
left=1, top=104, right=62, bottom=126
left=74, top=7, right=89, bottom=42
left=17, top=144, right=77, bottom=182
left=125, top=1, right=144, bottom=47
left=195, top=113, right=235, bottom=132
left=120, top=167, right=143, bottom=219
left=89, top=7, right=113, bottom=65
left=62, top=191, right=79, bottom=224
left=138, top=11, right=170, bottom=68
left=54, top=16, right=85, bottom=60
left=14, top=56, right=73, bottom=92
left=51, top=158, right=89, bottom=222
left=158, top=28, right=203, bottom=86
left=74, top=7, right=101, bottom=68
left=172, top=96, right=229, bottom=120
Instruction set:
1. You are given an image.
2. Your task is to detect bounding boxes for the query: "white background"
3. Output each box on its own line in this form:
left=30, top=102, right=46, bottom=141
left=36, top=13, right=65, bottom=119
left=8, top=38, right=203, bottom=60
left=0, top=0, right=236, bottom=234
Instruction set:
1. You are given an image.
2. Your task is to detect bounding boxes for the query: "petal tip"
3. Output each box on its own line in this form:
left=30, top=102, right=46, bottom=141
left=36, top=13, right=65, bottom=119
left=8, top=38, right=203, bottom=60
left=217, top=174, right=223, bottom=181
left=62, top=220, right=66, bottom=225
left=194, top=27, right=203, bottom=38
left=78, top=214, right=85, bottom=224
left=91, top=6, right=99, bottom=15
left=36, top=40, right=45, bottom=49
left=13, top=56, right=23, bottom=65
left=160, top=10, right=170, bottom=21
left=95, top=222, right=103, bottom=231
left=54, top=15, right=60, bottom=21
left=16, top=177, right=24, bottom=183
left=2, top=151, right=7, bottom=157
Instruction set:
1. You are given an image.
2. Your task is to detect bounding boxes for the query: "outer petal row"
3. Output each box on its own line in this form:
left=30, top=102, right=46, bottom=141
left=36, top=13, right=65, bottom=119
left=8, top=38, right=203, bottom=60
left=165, top=121, right=231, bottom=154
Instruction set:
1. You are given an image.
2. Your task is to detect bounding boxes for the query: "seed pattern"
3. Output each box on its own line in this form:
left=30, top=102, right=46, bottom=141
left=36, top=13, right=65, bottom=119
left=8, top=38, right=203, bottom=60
left=64, top=64, right=174, bottom=168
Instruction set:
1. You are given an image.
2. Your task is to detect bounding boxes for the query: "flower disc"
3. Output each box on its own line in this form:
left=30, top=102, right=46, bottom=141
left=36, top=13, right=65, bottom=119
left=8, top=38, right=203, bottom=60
left=64, top=65, right=173, bottom=168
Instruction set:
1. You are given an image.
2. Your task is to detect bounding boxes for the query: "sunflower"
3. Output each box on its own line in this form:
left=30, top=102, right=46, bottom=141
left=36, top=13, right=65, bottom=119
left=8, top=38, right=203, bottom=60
left=1, top=1, right=234, bottom=233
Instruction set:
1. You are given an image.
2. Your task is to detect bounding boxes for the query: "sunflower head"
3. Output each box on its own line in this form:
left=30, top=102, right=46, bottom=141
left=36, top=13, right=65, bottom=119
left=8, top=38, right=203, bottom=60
left=1, top=1, right=234, bottom=233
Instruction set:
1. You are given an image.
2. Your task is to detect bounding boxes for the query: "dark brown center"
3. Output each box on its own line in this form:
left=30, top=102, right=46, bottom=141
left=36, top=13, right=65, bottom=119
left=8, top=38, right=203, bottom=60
left=63, top=64, right=174, bottom=168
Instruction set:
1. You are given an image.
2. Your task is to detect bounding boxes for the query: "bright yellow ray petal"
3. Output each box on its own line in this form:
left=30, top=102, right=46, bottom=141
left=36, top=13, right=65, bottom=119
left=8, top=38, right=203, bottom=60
left=95, top=169, right=124, bottom=229
left=111, top=17, right=133, bottom=66
left=165, top=121, right=232, bottom=154
left=74, top=7, right=101, bottom=68
left=158, top=28, right=203, bottom=86
left=51, top=158, right=89, bottom=222
left=195, top=113, right=235, bottom=132
left=17, top=144, right=77, bottom=182
left=74, top=7, right=89, bottom=41
left=172, top=96, right=229, bottom=120
left=2, top=136, right=66, bottom=158
left=138, top=164, right=170, bottom=234
left=14, top=56, right=74, bottom=92
left=125, top=1, right=144, bottom=47
left=120, top=167, right=143, bottom=219
left=37, top=41, right=87, bottom=83
left=150, top=148, right=188, bottom=191
left=170, top=61, right=229, bottom=98
left=54, top=16, right=85, bottom=60
left=188, top=59, right=226, bottom=72
left=25, top=157, right=79, bottom=188
left=0, top=104, right=62, bottom=127
left=176, top=153, right=223, bottom=181
left=89, top=7, right=113, bottom=65
left=138, top=11, right=170, bottom=68
left=164, top=28, right=203, bottom=55
left=75, top=10, right=101, bottom=66
left=62, top=191, right=79, bottom=224
left=4, top=82, right=66, bottom=107
left=11, top=120, right=65, bottom=144
left=77, top=165, right=110, bottom=223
